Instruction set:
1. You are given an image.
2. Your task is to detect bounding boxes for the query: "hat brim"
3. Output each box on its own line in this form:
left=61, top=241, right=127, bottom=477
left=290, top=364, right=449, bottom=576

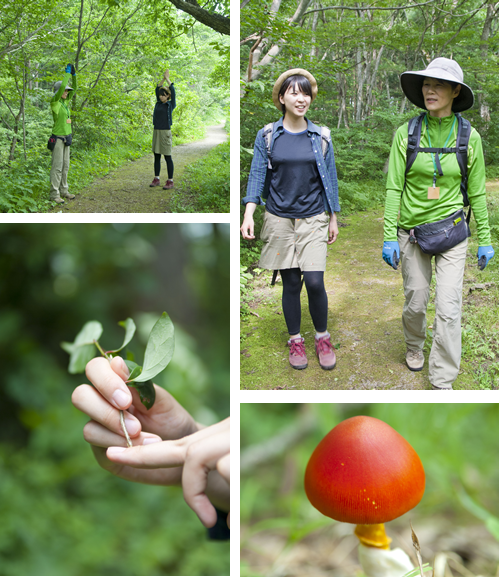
left=400, top=70, right=474, bottom=112
left=272, top=68, right=318, bottom=112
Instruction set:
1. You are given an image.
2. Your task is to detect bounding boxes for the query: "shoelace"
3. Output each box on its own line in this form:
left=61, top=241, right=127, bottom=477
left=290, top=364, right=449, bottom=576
left=289, top=340, right=306, bottom=356
left=316, top=337, right=332, bottom=353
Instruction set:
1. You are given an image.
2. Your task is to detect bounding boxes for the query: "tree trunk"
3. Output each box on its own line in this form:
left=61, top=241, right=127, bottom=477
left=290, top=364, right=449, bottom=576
left=166, top=0, right=229, bottom=35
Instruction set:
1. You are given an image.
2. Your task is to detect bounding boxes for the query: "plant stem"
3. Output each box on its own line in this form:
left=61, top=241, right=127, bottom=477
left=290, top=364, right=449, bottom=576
left=119, top=409, right=133, bottom=448
left=94, top=339, right=110, bottom=360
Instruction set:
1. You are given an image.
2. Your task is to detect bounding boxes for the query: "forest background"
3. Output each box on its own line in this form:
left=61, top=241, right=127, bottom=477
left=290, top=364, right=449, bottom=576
left=0, top=0, right=229, bottom=213
left=239, top=0, right=499, bottom=388
left=0, top=223, right=230, bottom=576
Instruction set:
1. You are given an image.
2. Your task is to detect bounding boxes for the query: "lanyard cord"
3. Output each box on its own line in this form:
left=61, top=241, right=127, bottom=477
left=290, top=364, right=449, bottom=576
left=424, top=113, right=456, bottom=187
left=61, top=100, right=70, bottom=118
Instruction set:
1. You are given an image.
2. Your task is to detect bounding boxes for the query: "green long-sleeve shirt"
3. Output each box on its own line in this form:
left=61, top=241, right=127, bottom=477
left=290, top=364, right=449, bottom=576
left=50, top=72, right=77, bottom=136
left=384, top=113, right=491, bottom=246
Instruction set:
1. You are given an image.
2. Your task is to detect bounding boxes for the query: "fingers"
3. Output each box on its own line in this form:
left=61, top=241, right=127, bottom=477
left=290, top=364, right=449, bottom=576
left=240, top=219, right=255, bottom=239
left=182, top=431, right=229, bottom=527
left=72, top=384, right=142, bottom=439
left=83, top=420, right=161, bottom=449
left=85, top=356, right=132, bottom=410
left=217, top=454, right=230, bottom=484
left=106, top=418, right=230, bottom=527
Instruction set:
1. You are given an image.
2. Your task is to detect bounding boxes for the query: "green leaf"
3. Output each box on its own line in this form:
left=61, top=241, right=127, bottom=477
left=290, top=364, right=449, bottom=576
left=61, top=321, right=103, bottom=374
left=123, top=361, right=155, bottom=409
left=108, top=318, right=136, bottom=353
left=458, top=485, right=499, bottom=541
left=131, top=312, right=174, bottom=383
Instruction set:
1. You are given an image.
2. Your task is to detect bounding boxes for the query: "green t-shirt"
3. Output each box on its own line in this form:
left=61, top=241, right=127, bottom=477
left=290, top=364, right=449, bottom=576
left=50, top=72, right=77, bottom=136
left=384, top=112, right=491, bottom=246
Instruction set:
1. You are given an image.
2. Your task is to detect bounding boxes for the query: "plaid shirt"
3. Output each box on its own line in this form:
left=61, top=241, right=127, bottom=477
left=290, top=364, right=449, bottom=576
left=241, top=117, right=340, bottom=213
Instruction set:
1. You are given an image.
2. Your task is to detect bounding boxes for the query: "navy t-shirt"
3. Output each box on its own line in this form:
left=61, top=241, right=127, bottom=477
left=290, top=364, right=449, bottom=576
left=265, top=128, right=325, bottom=218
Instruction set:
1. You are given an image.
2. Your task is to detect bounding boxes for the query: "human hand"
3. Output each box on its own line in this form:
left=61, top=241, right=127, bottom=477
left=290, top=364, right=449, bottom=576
left=72, top=356, right=199, bottom=486
left=240, top=215, right=255, bottom=240
left=477, top=245, right=494, bottom=270
left=65, top=64, right=72, bottom=74
left=163, top=69, right=170, bottom=78
left=382, top=241, right=400, bottom=269
left=106, top=418, right=230, bottom=528
left=328, top=212, right=339, bottom=244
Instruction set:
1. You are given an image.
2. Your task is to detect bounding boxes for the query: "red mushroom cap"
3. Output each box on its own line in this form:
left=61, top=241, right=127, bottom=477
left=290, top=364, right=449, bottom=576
left=304, top=415, right=425, bottom=524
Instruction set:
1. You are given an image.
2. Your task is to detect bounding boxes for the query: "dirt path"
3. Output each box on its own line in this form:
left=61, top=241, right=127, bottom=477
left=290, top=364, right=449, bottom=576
left=241, top=185, right=499, bottom=390
left=51, top=124, right=227, bottom=213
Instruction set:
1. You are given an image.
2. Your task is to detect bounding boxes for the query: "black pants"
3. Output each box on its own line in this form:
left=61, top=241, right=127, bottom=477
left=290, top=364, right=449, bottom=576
left=154, top=154, right=174, bottom=179
left=280, top=268, right=328, bottom=335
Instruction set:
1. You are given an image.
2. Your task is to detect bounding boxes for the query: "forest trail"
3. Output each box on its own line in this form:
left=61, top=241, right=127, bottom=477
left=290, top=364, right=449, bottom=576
left=241, top=184, right=499, bottom=390
left=51, top=124, right=227, bottom=213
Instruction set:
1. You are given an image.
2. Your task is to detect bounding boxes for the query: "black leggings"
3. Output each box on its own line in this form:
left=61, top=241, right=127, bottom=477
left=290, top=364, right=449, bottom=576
left=280, top=268, right=328, bottom=335
left=154, top=154, right=174, bottom=179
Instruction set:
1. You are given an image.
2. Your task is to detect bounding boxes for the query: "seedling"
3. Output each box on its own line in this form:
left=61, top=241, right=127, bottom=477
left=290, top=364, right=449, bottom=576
left=62, top=312, right=175, bottom=445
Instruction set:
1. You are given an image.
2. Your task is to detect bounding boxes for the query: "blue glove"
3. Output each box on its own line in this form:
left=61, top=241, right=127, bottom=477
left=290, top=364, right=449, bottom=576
left=65, top=64, right=72, bottom=73
left=477, top=245, right=495, bottom=270
left=382, top=241, right=400, bottom=270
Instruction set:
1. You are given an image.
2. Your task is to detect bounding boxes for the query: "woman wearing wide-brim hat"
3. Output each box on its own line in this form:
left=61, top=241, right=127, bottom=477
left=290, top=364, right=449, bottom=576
left=382, top=57, right=495, bottom=389
left=240, top=68, right=340, bottom=372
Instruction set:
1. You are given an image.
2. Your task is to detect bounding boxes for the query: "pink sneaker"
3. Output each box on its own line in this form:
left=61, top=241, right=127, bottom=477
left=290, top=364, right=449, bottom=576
left=315, top=334, right=336, bottom=370
left=150, top=177, right=160, bottom=187
left=163, top=179, right=174, bottom=190
left=287, top=337, right=308, bottom=370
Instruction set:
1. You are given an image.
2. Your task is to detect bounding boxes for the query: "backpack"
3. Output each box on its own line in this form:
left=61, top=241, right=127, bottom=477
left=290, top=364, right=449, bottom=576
left=262, top=122, right=332, bottom=286
left=404, top=111, right=472, bottom=223
left=261, top=122, right=331, bottom=201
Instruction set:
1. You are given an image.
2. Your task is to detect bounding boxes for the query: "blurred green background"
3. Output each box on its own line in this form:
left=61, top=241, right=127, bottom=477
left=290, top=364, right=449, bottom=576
left=0, top=223, right=230, bottom=576
left=241, top=403, right=499, bottom=577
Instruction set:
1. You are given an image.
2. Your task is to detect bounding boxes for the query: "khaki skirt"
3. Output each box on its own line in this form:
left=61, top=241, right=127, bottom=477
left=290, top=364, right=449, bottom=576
left=152, top=129, right=172, bottom=155
left=259, top=210, right=329, bottom=271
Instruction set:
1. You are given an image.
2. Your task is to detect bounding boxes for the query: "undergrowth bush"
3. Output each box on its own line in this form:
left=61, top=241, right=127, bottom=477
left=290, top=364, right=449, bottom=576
left=169, top=139, right=229, bottom=213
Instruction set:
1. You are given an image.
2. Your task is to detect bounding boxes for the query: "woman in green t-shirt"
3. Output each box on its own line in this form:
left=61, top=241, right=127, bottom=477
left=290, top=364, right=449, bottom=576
left=382, top=58, right=494, bottom=389
left=49, top=64, right=77, bottom=204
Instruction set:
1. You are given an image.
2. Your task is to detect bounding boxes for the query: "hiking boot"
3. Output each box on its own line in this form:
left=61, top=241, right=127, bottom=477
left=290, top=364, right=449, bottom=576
left=52, top=197, right=65, bottom=204
left=163, top=179, right=174, bottom=189
left=315, top=334, right=336, bottom=370
left=406, top=349, right=424, bottom=371
left=62, top=193, right=75, bottom=199
left=287, top=337, right=308, bottom=370
left=431, top=385, right=453, bottom=390
left=150, top=177, right=161, bottom=187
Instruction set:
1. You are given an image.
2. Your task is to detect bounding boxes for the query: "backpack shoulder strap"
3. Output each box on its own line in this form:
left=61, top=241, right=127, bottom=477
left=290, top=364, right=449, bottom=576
left=455, top=113, right=471, bottom=207
left=405, top=112, right=426, bottom=177
left=262, top=122, right=275, bottom=169
left=320, top=126, right=331, bottom=158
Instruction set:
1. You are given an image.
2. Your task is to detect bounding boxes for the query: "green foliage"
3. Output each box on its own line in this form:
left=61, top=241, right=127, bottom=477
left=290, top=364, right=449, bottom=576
left=169, top=139, right=229, bottom=212
left=0, top=223, right=229, bottom=575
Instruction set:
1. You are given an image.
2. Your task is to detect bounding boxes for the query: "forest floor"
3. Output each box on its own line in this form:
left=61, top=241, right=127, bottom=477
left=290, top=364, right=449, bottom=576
left=240, top=182, right=499, bottom=390
left=50, top=124, right=227, bottom=213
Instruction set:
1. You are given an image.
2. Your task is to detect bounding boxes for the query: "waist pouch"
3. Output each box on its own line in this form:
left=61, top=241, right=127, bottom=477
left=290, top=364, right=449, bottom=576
left=412, top=209, right=470, bottom=255
left=47, top=134, right=72, bottom=151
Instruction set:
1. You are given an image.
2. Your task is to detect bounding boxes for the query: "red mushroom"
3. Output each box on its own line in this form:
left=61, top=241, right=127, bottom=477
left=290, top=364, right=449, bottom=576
left=304, top=415, right=425, bottom=549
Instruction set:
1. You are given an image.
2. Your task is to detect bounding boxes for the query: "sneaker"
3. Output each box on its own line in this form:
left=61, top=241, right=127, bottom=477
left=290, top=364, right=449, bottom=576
left=406, top=349, right=424, bottom=371
left=315, top=335, right=336, bottom=370
left=62, top=193, right=75, bottom=199
left=431, top=385, right=453, bottom=390
left=163, top=179, right=174, bottom=190
left=150, top=178, right=161, bottom=187
left=287, top=337, right=308, bottom=370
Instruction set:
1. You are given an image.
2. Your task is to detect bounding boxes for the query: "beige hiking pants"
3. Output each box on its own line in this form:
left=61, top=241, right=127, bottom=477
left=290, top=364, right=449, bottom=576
left=398, top=229, right=468, bottom=389
left=50, top=138, right=70, bottom=199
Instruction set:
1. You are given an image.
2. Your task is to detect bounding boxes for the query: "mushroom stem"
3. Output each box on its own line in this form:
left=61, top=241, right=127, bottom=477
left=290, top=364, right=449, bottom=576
left=354, top=524, right=392, bottom=549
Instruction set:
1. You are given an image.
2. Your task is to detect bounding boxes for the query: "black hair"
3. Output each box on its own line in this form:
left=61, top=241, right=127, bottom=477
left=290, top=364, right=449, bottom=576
left=278, top=75, right=312, bottom=115
left=159, top=87, right=171, bottom=99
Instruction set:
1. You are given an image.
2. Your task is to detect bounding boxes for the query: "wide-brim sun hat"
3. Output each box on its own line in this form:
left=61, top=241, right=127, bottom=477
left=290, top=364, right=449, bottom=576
left=53, top=81, right=74, bottom=93
left=272, top=68, right=318, bottom=112
left=400, top=57, right=474, bottom=113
